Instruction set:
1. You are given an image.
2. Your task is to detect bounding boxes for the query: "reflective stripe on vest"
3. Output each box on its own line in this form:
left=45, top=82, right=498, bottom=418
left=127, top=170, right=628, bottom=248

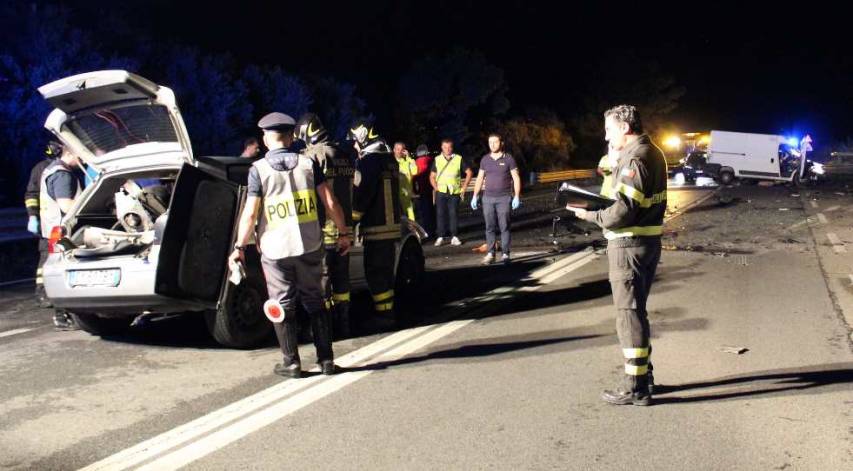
left=39, top=163, right=81, bottom=238
left=435, top=154, right=463, bottom=195
left=615, top=183, right=667, bottom=208
left=254, top=157, right=322, bottom=259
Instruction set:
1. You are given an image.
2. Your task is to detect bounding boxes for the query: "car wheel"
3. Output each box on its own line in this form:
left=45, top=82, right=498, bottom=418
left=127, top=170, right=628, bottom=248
left=206, top=279, right=271, bottom=348
left=719, top=170, right=735, bottom=185
left=393, top=240, right=425, bottom=327
left=70, top=312, right=132, bottom=336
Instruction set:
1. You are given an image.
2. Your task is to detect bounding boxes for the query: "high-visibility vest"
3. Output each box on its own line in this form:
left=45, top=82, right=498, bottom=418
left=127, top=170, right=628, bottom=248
left=397, top=156, right=418, bottom=220
left=39, top=161, right=81, bottom=238
left=435, top=154, right=464, bottom=195
left=254, top=156, right=322, bottom=259
left=598, top=155, right=614, bottom=199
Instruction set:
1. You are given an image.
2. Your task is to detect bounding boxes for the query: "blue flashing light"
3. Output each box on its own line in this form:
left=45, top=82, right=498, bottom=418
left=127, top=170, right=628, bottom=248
left=786, top=137, right=799, bottom=147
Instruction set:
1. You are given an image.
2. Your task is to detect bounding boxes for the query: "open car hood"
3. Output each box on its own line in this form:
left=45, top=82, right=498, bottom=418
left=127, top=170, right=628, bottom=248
left=39, top=70, right=193, bottom=173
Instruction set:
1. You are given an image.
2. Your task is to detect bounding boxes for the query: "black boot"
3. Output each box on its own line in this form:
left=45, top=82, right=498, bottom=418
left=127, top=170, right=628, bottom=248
left=601, top=388, right=652, bottom=406
left=310, top=309, right=336, bottom=374
left=273, top=320, right=301, bottom=378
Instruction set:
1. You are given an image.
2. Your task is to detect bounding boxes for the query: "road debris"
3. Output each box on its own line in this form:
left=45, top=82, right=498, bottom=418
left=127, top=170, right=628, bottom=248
left=719, top=346, right=749, bottom=355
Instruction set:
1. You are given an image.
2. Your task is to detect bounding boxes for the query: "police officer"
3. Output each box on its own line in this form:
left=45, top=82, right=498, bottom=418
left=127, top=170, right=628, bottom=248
left=566, top=105, right=667, bottom=406
left=230, top=112, right=351, bottom=378
left=392, top=141, right=418, bottom=222
left=25, top=141, right=61, bottom=308
left=40, top=142, right=84, bottom=329
left=295, top=113, right=355, bottom=339
left=349, top=119, right=401, bottom=320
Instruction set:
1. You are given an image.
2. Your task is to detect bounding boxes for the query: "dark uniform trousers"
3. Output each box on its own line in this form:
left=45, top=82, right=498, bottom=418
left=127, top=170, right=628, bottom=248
left=322, top=248, right=351, bottom=334
left=364, top=239, right=396, bottom=314
left=608, top=238, right=661, bottom=391
left=260, top=249, right=333, bottom=365
left=36, top=238, right=49, bottom=300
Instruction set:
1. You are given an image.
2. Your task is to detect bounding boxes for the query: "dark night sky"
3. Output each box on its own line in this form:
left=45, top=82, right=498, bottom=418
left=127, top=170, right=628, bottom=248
left=68, top=0, right=852, bottom=143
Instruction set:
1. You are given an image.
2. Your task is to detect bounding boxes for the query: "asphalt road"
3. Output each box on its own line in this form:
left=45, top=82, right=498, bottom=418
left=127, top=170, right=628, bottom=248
left=1, top=185, right=851, bottom=470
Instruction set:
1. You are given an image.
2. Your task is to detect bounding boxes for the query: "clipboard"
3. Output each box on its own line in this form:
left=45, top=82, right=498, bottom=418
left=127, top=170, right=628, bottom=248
left=556, top=182, right=615, bottom=211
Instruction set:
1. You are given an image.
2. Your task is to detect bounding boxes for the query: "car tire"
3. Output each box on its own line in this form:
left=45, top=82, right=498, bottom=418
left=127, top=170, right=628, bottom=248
left=206, top=278, right=271, bottom=348
left=393, top=239, right=425, bottom=327
left=719, top=170, right=735, bottom=185
left=71, top=312, right=132, bottom=336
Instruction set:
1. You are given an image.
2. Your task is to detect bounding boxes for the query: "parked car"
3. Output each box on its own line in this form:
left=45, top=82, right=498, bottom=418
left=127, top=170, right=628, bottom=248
left=39, top=70, right=425, bottom=348
left=821, top=152, right=853, bottom=180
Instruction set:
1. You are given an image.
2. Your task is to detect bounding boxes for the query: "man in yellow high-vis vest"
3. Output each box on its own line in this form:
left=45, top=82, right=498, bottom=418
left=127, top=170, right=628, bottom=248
left=429, top=138, right=472, bottom=246
left=393, top=141, right=418, bottom=222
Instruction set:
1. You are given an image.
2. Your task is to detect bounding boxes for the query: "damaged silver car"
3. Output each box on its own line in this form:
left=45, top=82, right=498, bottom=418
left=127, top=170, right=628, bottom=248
left=39, top=70, right=425, bottom=347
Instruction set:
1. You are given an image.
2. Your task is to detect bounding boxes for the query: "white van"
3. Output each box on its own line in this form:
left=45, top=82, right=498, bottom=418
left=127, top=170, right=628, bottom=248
left=705, top=130, right=805, bottom=185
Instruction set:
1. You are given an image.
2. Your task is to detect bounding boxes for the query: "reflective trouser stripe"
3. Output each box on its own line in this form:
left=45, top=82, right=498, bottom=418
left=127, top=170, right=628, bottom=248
left=352, top=210, right=363, bottom=222
left=25, top=198, right=39, bottom=208
left=372, top=290, right=394, bottom=302
left=324, top=299, right=333, bottom=310
left=623, top=347, right=650, bottom=359
left=604, top=225, right=663, bottom=240
left=332, top=292, right=351, bottom=303
left=375, top=302, right=394, bottom=312
left=625, top=364, right=649, bottom=376
left=36, top=268, right=43, bottom=285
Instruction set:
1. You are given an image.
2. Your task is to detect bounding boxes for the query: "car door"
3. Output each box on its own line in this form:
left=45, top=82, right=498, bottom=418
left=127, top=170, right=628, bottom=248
left=155, top=163, right=241, bottom=305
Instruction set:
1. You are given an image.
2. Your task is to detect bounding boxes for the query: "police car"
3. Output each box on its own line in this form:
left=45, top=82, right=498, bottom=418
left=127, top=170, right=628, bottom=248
left=39, top=70, right=425, bottom=347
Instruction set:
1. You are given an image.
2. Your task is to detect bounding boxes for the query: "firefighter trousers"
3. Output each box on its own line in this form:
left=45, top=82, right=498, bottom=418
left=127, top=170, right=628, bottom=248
left=364, top=239, right=396, bottom=315
left=322, top=247, right=351, bottom=335
left=607, top=238, right=661, bottom=392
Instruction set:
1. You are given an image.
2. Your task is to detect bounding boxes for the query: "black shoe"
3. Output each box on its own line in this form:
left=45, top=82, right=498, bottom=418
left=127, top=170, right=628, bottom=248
left=319, top=360, right=338, bottom=376
left=601, top=388, right=652, bottom=406
left=274, top=362, right=302, bottom=378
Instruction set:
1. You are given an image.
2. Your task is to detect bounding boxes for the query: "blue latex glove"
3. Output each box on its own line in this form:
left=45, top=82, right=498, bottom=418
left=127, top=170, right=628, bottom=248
left=27, top=216, right=39, bottom=235
left=470, top=196, right=478, bottom=211
left=511, top=196, right=521, bottom=210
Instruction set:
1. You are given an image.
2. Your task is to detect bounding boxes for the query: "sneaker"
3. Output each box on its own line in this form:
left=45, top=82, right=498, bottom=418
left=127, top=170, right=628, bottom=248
left=434, top=237, right=445, bottom=247
left=450, top=236, right=462, bottom=246
left=601, top=388, right=652, bottom=406
left=481, top=252, right=495, bottom=265
left=53, top=311, right=78, bottom=331
left=500, top=253, right=511, bottom=265
left=274, top=362, right=302, bottom=378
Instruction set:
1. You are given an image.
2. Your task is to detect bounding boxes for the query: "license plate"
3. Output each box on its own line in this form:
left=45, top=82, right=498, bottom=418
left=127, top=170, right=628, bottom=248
left=68, top=269, right=121, bottom=287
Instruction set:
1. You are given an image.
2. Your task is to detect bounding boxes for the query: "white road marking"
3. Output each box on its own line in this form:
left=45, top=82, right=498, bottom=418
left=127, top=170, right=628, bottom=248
left=827, top=233, right=846, bottom=254
left=82, top=249, right=598, bottom=471
left=817, top=213, right=828, bottom=224
left=848, top=274, right=853, bottom=287
left=810, top=200, right=819, bottom=209
left=823, top=205, right=840, bottom=212
left=0, top=327, right=36, bottom=339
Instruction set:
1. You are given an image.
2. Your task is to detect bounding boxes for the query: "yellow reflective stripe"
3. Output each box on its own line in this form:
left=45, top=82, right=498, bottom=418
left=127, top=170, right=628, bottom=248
left=375, top=302, right=394, bottom=312
left=604, top=225, right=663, bottom=240
left=25, top=198, right=39, bottom=208
left=625, top=364, right=649, bottom=376
left=263, top=189, right=318, bottom=226
left=372, top=290, right=394, bottom=302
left=361, top=224, right=399, bottom=234
left=35, top=277, right=44, bottom=284
left=364, top=232, right=400, bottom=241
left=352, top=210, right=363, bottom=221
left=623, top=347, right=650, bottom=359
left=332, top=292, right=351, bottom=303
left=36, top=268, right=43, bottom=275
left=324, top=299, right=333, bottom=310
left=616, top=183, right=644, bottom=204
left=616, top=184, right=667, bottom=208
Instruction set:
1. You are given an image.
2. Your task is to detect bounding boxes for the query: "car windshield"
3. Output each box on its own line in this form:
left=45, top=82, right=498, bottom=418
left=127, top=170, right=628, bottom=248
left=63, top=104, right=178, bottom=155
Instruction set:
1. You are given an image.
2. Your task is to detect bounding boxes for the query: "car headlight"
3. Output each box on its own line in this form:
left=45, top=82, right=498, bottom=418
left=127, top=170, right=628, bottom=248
left=811, top=162, right=825, bottom=175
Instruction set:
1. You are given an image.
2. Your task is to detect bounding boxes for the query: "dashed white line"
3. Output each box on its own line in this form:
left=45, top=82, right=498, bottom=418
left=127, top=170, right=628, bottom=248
left=823, top=205, right=841, bottom=212
left=817, top=213, right=828, bottom=224
left=827, top=233, right=846, bottom=254
left=0, top=327, right=36, bottom=339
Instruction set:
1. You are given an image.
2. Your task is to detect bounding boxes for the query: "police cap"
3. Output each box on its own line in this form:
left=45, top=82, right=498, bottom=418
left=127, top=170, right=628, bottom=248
left=257, top=112, right=296, bottom=132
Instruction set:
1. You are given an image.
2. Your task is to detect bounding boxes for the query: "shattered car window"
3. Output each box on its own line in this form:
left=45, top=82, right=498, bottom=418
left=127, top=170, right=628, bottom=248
left=64, top=105, right=178, bottom=154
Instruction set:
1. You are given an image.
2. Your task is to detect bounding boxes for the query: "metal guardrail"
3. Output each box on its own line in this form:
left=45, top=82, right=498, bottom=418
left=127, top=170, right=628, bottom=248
left=535, top=169, right=596, bottom=183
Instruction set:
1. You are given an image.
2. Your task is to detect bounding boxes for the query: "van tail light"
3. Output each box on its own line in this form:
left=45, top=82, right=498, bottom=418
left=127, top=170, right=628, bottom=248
left=48, top=226, right=65, bottom=254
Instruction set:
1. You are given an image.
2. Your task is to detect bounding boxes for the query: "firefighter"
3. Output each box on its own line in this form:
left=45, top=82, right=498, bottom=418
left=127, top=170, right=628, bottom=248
left=392, top=141, right=418, bottom=222
left=349, top=119, right=401, bottom=321
left=230, top=112, right=351, bottom=378
left=25, top=141, right=61, bottom=308
left=295, top=113, right=355, bottom=339
left=40, top=142, right=84, bottom=329
left=566, top=105, right=667, bottom=406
